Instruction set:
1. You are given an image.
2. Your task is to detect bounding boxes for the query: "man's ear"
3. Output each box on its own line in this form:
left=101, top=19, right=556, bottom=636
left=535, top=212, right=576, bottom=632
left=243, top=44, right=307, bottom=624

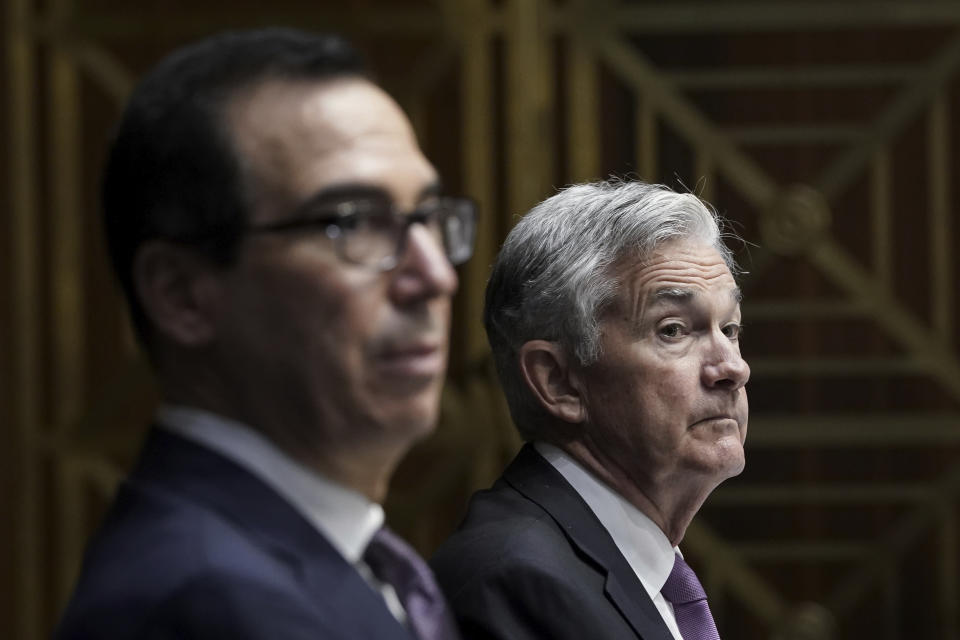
left=518, top=340, right=586, bottom=424
left=132, top=241, right=223, bottom=347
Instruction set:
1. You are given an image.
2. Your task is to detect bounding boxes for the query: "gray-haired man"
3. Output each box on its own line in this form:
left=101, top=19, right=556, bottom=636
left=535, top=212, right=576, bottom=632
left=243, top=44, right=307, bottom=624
left=432, top=180, right=750, bottom=640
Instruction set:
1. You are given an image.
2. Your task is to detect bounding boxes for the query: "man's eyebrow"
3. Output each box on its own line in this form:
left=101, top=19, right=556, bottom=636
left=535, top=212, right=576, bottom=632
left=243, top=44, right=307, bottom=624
left=293, top=180, right=443, bottom=214
left=651, top=287, right=695, bottom=302
left=648, top=286, right=743, bottom=304
left=296, top=183, right=388, bottom=210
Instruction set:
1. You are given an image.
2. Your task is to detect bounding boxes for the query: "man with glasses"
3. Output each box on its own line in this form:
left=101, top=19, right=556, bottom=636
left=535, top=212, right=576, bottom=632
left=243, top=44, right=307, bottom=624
left=57, top=28, right=472, bottom=640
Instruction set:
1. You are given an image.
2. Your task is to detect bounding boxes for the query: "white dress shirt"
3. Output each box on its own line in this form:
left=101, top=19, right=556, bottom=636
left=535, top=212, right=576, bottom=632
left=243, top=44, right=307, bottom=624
left=535, top=442, right=684, bottom=640
left=157, top=404, right=406, bottom=623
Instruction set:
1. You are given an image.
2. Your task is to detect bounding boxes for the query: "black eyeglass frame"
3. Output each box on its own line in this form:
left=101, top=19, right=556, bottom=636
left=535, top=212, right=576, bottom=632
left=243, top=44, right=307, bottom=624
left=246, top=195, right=477, bottom=272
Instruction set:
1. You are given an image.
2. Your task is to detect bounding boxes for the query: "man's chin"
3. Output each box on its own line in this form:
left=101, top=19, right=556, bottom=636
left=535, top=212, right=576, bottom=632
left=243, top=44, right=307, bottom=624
left=716, top=438, right=746, bottom=478
left=377, top=397, right=442, bottom=441
left=689, top=437, right=745, bottom=481
left=724, top=454, right=746, bottom=478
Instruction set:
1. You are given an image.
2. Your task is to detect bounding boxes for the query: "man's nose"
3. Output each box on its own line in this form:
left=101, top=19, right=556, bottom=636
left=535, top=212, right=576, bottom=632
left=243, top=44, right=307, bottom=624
left=702, top=330, right=750, bottom=391
left=389, top=223, right=459, bottom=304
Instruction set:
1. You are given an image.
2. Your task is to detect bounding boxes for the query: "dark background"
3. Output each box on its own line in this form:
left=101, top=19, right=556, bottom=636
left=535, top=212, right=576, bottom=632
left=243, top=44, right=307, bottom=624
left=3, top=1, right=960, bottom=638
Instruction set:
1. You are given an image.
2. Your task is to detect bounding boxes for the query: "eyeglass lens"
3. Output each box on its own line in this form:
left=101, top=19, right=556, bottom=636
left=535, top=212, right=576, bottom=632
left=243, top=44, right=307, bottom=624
left=341, top=199, right=474, bottom=269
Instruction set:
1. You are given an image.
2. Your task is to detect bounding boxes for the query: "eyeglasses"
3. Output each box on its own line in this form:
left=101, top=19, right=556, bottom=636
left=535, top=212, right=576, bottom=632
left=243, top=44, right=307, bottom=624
left=247, top=195, right=477, bottom=271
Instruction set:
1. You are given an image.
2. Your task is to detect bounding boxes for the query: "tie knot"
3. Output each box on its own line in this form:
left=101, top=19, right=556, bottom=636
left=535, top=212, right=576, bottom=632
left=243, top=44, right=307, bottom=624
left=363, top=527, right=460, bottom=640
left=661, top=554, right=708, bottom=605
left=364, top=527, right=428, bottom=595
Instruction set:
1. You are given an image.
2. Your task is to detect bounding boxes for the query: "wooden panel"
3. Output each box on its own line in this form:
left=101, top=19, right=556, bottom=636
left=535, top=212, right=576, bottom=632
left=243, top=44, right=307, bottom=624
left=2, top=1, right=959, bottom=638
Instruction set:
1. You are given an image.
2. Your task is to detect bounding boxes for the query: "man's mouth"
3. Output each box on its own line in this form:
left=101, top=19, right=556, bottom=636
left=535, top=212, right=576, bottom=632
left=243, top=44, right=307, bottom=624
left=375, top=342, right=445, bottom=378
left=692, top=415, right=740, bottom=432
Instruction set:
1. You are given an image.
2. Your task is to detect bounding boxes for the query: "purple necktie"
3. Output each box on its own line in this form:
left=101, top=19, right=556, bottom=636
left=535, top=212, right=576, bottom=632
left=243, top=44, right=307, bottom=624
left=363, top=527, right=460, bottom=640
left=661, top=554, right=721, bottom=640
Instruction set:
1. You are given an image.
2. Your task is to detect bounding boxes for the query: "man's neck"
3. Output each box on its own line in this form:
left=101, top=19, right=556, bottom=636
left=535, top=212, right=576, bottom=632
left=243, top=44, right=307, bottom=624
left=554, top=438, right=717, bottom=547
left=157, top=404, right=387, bottom=561
left=158, top=372, right=403, bottom=503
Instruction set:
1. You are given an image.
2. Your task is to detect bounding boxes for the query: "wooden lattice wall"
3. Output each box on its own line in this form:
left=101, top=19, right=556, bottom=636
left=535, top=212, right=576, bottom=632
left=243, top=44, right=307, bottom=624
left=4, top=1, right=959, bottom=638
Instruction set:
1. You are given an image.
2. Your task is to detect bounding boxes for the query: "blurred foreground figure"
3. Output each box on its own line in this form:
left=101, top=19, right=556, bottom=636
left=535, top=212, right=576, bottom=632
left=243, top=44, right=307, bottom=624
left=432, top=180, right=748, bottom=640
left=57, top=28, right=474, bottom=640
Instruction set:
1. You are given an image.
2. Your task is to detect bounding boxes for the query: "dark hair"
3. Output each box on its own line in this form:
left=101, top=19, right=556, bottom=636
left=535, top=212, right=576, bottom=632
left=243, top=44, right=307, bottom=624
left=102, top=28, right=366, bottom=345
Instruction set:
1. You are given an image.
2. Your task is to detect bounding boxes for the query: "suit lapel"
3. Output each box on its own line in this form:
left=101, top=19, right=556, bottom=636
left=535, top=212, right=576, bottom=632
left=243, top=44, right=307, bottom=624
left=129, top=427, right=415, bottom=639
left=503, top=444, right=675, bottom=640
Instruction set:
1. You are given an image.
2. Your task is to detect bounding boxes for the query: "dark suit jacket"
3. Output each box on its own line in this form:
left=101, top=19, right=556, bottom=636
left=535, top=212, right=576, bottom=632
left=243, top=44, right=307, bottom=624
left=431, top=444, right=675, bottom=640
left=56, top=428, right=417, bottom=640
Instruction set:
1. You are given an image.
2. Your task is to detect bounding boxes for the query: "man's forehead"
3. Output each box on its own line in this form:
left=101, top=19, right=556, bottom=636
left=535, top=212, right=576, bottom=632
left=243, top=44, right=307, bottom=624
left=613, top=240, right=739, bottom=310
left=225, top=75, right=436, bottom=216
left=621, top=242, right=732, bottom=284
left=227, top=76, right=413, bottom=147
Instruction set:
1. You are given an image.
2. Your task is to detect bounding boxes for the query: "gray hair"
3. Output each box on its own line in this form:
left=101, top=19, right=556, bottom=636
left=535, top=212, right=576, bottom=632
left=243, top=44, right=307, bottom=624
left=483, top=179, right=737, bottom=439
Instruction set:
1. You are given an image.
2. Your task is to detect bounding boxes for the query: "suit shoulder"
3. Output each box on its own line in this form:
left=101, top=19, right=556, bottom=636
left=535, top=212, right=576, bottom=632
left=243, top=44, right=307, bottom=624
left=154, top=571, right=330, bottom=637
left=431, top=491, right=611, bottom=640
left=58, top=569, right=336, bottom=640
left=92, top=479, right=290, bottom=575
left=430, top=482, right=647, bottom=640
left=432, top=483, right=596, bottom=596
left=57, top=483, right=309, bottom=638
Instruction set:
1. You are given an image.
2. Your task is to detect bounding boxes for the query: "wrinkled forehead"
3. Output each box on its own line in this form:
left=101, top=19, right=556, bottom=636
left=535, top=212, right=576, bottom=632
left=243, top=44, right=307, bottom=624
left=609, top=239, right=739, bottom=314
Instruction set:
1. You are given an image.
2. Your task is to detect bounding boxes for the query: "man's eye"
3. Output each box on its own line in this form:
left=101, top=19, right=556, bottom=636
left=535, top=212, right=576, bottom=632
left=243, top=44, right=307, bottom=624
left=332, top=207, right=390, bottom=232
left=332, top=212, right=364, bottom=231
left=722, top=323, right=742, bottom=340
left=333, top=198, right=383, bottom=216
left=659, top=323, right=685, bottom=338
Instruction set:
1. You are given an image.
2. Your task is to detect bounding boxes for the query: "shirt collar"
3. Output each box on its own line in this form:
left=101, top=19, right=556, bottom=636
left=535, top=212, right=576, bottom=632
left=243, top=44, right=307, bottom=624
left=157, top=404, right=383, bottom=563
left=534, top=441, right=678, bottom=598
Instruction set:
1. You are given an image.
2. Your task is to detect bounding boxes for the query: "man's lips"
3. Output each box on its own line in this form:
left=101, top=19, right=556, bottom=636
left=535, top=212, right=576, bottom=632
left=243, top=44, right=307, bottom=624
left=375, top=343, right=445, bottom=378
left=692, top=415, right=740, bottom=431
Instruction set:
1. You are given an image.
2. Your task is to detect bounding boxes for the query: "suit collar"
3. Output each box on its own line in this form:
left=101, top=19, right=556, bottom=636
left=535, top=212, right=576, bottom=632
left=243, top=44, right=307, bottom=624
left=535, top=442, right=677, bottom=597
left=156, top=405, right=383, bottom=563
left=129, top=427, right=416, bottom=640
left=131, top=427, right=334, bottom=561
left=503, top=444, right=675, bottom=640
